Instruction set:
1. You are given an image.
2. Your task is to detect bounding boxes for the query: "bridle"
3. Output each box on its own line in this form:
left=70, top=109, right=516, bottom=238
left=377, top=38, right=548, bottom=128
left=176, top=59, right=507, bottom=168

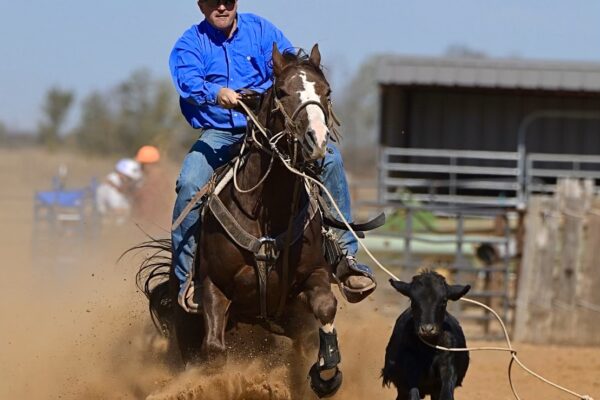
left=273, top=97, right=330, bottom=135
left=233, top=73, right=340, bottom=194
left=272, top=95, right=330, bottom=162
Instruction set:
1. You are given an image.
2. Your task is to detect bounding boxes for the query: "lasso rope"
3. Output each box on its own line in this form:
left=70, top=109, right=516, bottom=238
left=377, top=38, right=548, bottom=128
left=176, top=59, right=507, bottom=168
left=238, top=100, right=595, bottom=400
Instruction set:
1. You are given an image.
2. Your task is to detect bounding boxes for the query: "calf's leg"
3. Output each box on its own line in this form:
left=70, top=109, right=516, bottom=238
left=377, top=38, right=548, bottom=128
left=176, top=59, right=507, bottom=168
left=408, top=387, right=421, bottom=400
left=438, top=358, right=457, bottom=400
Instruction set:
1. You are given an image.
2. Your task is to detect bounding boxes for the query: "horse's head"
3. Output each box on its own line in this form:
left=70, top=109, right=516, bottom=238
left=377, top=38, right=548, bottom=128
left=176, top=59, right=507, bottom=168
left=271, top=44, right=332, bottom=162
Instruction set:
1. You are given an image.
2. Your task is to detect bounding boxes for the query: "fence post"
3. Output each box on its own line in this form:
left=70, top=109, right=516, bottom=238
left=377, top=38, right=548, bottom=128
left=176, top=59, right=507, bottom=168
left=514, top=179, right=599, bottom=344
left=550, top=179, right=592, bottom=342
left=403, top=207, right=413, bottom=270
left=378, top=146, right=386, bottom=205
left=578, top=188, right=600, bottom=344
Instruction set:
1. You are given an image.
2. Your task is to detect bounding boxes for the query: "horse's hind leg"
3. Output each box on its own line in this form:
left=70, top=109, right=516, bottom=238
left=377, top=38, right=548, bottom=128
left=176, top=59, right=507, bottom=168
left=283, top=301, right=319, bottom=400
left=303, top=268, right=343, bottom=398
left=164, top=271, right=204, bottom=367
left=200, top=277, right=231, bottom=364
left=173, top=304, right=204, bottom=367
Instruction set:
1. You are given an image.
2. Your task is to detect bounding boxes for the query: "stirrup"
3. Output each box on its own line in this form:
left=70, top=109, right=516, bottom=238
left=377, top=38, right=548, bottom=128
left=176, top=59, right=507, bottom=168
left=178, top=280, right=201, bottom=314
left=335, top=256, right=377, bottom=303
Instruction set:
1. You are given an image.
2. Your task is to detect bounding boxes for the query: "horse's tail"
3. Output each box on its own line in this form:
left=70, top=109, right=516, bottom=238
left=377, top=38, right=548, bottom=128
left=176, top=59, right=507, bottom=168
left=122, top=237, right=173, bottom=337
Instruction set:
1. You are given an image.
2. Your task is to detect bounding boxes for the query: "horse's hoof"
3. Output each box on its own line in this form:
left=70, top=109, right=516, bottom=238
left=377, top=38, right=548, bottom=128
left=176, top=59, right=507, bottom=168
left=308, top=362, right=343, bottom=398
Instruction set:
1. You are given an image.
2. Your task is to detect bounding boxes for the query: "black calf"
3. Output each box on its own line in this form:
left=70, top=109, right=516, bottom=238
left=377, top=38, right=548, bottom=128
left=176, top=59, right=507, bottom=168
left=382, top=271, right=470, bottom=400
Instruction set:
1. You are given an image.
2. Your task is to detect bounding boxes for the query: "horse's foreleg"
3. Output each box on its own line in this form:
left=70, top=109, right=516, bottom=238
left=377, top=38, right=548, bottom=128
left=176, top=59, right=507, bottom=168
left=306, top=284, right=337, bottom=327
left=200, top=277, right=231, bottom=363
left=304, top=268, right=343, bottom=398
left=304, top=269, right=338, bottom=359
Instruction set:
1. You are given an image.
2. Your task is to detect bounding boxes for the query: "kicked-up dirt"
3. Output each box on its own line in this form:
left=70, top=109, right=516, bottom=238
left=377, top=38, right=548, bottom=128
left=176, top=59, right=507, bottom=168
left=0, top=148, right=598, bottom=399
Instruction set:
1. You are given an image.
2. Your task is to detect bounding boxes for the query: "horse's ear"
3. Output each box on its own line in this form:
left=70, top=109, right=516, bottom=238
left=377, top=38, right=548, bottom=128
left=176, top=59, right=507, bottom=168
left=272, top=42, right=286, bottom=77
left=309, top=44, right=321, bottom=67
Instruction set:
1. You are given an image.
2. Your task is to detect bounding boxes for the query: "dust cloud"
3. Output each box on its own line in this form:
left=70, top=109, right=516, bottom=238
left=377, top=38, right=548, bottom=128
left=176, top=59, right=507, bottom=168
left=1, top=148, right=598, bottom=400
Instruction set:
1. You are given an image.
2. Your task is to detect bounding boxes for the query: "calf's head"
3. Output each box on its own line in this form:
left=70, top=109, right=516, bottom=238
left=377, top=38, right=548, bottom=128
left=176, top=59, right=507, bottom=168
left=390, top=271, right=470, bottom=340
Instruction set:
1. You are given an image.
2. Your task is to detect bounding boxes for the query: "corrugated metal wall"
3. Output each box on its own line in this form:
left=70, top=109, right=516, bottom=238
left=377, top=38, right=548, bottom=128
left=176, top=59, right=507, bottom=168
left=380, top=85, right=600, bottom=154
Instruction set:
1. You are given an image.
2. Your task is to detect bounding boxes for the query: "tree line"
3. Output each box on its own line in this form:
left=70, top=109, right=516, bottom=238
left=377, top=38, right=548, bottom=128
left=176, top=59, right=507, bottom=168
left=1, top=61, right=382, bottom=167
left=1, top=45, right=487, bottom=169
left=2, top=69, right=196, bottom=157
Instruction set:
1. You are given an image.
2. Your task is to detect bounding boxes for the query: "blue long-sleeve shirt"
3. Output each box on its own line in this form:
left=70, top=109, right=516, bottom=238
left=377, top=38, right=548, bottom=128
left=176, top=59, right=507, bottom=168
left=169, top=13, right=293, bottom=130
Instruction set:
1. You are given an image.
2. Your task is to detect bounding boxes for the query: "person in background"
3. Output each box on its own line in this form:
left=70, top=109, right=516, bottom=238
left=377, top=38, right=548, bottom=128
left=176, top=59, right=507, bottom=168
left=132, top=145, right=173, bottom=226
left=95, top=158, right=142, bottom=225
left=136, top=145, right=161, bottom=169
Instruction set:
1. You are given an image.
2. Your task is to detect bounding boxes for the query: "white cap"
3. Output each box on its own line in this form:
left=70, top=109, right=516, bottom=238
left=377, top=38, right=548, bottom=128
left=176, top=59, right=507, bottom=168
left=115, top=158, right=142, bottom=181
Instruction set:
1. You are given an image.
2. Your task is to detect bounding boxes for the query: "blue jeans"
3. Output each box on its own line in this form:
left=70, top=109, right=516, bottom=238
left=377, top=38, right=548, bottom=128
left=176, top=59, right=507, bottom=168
left=319, top=145, right=357, bottom=256
left=171, top=128, right=357, bottom=296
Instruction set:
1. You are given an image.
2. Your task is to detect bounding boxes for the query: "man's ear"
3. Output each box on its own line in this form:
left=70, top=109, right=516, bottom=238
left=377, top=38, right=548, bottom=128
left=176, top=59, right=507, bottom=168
left=447, top=284, right=471, bottom=301
left=272, top=43, right=286, bottom=77
left=389, top=279, right=411, bottom=297
left=309, top=43, right=321, bottom=67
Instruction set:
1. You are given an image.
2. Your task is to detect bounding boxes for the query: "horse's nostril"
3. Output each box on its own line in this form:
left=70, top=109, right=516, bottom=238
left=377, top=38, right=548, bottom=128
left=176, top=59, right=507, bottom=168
left=305, top=129, right=319, bottom=150
left=304, top=128, right=327, bottom=160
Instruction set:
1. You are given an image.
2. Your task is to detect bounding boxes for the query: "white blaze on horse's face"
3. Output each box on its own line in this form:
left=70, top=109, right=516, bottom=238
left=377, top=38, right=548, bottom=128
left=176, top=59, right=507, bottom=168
left=296, top=71, right=329, bottom=160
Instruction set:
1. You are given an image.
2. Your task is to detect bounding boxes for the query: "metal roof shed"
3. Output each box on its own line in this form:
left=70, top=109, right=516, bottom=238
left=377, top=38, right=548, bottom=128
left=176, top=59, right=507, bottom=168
left=377, top=55, right=600, bottom=153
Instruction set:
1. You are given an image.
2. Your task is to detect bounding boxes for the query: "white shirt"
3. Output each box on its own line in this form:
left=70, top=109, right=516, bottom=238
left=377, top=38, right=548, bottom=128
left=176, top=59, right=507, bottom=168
left=95, top=172, right=131, bottom=216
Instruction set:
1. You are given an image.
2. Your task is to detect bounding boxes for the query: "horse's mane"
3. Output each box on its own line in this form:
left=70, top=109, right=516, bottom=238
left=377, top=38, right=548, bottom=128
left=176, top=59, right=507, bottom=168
left=281, top=48, right=310, bottom=64
left=277, top=48, right=327, bottom=79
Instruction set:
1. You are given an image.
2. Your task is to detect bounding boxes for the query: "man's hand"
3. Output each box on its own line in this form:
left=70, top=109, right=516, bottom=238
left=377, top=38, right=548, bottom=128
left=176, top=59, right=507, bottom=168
left=217, top=87, right=241, bottom=109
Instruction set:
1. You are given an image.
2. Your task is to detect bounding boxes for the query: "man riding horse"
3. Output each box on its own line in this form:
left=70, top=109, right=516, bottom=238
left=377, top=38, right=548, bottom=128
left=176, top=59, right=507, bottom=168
left=169, top=0, right=376, bottom=313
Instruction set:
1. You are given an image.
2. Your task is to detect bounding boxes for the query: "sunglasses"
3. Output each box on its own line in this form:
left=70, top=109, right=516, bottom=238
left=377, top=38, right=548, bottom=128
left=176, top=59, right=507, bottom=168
left=199, top=0, right=236, bottom=7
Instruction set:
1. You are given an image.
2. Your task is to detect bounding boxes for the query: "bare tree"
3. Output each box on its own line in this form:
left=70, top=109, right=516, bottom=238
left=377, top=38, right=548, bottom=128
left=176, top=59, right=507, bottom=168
left=73, top=69, right=193, bottom=156
left=0, top=121, right=6, bottom=144
left=75, top=91, right=117, bottom=154
left=335, top=56, right=385, bottom=174
left=38, top=87, right=74, bottom=150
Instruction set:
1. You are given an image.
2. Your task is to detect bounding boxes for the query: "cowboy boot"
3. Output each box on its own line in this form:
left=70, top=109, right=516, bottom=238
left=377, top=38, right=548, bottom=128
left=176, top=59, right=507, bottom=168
left=336, top=255, right=377, bottom=303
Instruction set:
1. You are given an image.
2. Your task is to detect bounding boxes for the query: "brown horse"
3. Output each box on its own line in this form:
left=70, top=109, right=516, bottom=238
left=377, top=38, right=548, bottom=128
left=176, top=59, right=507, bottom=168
left=138, top=44, right=343, bottom=398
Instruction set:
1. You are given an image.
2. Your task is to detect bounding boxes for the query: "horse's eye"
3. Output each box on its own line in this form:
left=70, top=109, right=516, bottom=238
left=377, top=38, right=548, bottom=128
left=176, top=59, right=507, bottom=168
left=277, top=88, right=290, bottom=97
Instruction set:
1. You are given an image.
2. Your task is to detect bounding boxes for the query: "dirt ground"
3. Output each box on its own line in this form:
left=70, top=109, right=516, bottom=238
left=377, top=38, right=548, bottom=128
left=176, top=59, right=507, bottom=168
left=1, top=148, right=598, bottom=400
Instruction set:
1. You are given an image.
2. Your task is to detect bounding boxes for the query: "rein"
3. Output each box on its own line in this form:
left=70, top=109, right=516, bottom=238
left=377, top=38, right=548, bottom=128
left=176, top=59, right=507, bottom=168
left=273, top=97, right=330, bottom=130
left=276, top=140, right=301, bottom=318
left=232, top=91, right=327, bottom=194
left=230, top=96, right=325, bottom=321
left=272, top=95, right=342, bottom=154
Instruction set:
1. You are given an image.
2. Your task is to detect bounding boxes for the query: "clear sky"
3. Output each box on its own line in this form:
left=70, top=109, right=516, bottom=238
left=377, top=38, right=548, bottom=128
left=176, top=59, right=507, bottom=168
left=1, top=0, right=599, bottom=131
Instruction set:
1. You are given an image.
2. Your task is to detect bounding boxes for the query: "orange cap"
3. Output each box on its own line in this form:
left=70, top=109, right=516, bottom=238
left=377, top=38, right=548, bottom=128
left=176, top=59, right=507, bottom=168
left=135, top=145, right=160, bottom=164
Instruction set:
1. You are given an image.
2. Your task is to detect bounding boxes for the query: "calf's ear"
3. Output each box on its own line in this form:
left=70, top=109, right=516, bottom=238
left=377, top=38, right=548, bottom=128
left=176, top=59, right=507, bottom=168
left=389, top=278, right=411, bottom=297
left=448, top=284, right=471, bottom=301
